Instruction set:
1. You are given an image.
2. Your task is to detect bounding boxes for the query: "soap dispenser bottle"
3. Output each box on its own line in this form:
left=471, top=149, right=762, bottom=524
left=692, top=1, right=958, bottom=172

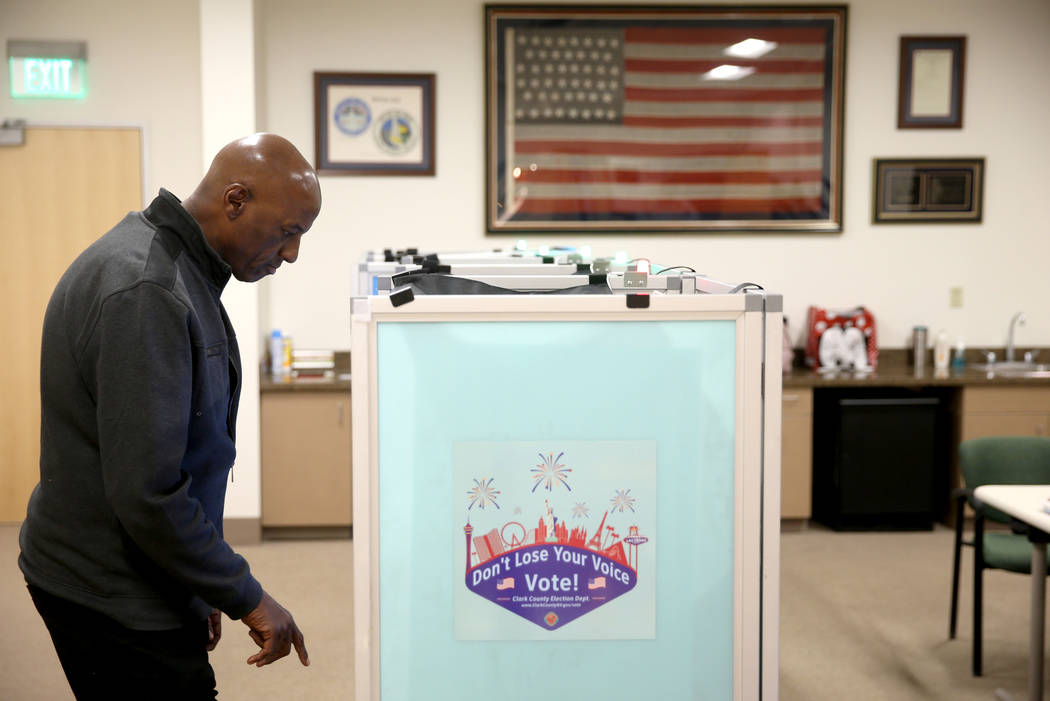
left=934, top=330, right=950, bottom=372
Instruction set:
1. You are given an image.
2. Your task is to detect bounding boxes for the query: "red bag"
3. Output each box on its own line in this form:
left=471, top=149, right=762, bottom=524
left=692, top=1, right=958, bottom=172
left=804, top=306, right=878, bottom=371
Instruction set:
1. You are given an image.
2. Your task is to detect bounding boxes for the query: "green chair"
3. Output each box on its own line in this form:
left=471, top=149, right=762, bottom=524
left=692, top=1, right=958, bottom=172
left=949, top=436, right=1050, bottom=676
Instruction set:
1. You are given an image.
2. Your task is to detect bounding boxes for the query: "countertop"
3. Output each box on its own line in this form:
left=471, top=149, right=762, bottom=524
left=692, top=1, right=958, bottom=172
left=261, top=350, right=351, bottom=393
left=260, top=372, right=351, bottom=393
left=261, top=368, right=1050, bottom=391
left=258, top=351, right=1050, bottom=392
left=784, top=366, right=1050, bottom=388
left=783, top=346, right=1050, bottom=388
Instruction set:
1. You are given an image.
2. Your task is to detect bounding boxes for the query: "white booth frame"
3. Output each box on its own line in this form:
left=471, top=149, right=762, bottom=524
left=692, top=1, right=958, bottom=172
left=350, top=293, right=782, bottom=701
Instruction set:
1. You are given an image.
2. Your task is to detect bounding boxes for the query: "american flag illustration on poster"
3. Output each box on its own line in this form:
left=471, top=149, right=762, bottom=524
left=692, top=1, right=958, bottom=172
left=485, top=6, right=847, bottom=232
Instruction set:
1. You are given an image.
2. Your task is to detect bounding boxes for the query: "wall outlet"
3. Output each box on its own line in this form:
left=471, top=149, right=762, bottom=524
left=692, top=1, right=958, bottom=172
left=949, top=286, right=964, bottom=308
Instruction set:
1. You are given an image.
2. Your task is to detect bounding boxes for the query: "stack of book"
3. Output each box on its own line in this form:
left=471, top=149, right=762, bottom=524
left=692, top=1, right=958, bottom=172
left=291, top=348, right=335, bottom=379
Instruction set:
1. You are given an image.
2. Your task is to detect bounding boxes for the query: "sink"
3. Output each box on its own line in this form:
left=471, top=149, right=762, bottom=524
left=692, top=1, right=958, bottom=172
left=972, top=362, right=1050, bottom=378
left=972, top=361, right=1039, bottom=371
left=996, top=369, right=1050, bottom=379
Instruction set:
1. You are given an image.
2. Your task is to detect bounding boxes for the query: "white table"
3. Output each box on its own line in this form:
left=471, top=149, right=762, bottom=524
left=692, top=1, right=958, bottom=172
left=974, top=485, right=1050, bottom=701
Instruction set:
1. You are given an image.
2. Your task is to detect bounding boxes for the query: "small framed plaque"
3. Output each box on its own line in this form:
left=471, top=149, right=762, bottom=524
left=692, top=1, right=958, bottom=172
left=314, top=72, right=435, bottom=175
left=873, top=157, right=984, bottom=223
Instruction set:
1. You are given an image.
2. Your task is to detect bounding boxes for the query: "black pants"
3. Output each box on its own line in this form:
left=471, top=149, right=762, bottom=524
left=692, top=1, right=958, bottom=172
left=28, top=584, right=218, bottom=701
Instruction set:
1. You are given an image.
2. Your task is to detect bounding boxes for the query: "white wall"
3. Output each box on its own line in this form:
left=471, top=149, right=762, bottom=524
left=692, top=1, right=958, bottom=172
left=1, top=0, right=265, bottom=521
left=199, top=0, right=261, bottom=521
left=4, top=0, right=1050, bottom=529
left=257, top=0, right=1050, bottom=354
left=0, top=0, right=203, bottom=200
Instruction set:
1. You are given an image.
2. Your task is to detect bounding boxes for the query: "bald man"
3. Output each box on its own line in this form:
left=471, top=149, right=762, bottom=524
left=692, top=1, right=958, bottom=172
left=19, top=133, right=321, bottom=700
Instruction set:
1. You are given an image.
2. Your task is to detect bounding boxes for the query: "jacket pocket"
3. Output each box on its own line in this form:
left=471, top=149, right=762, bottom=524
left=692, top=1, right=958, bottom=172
left=202, top=341, right=231, bottom=417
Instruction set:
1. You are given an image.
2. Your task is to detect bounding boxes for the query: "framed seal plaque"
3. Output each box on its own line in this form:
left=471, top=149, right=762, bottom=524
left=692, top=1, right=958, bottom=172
left=314, top=71, right=436, bottom=175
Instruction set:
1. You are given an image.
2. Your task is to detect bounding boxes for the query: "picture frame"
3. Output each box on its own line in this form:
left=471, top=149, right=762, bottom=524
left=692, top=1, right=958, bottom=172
left=313, top=72, right=435, bottom=176
left=484, top=4, right=848, bottom=234
left=872, top=158, right=984, bottom=223
left=897, top=36, right=966, bottom=129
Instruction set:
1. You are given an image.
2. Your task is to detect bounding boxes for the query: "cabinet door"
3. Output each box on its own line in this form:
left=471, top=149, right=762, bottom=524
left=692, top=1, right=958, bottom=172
left=960, top=387, right=1050, bottom=441
left=956, top=387, right=1050, bottom=495
left=961, top=413, right=1049, bottom=440
left=781, top=389, right=813, bottom=519
left=262, top=392, right=352, bottom=526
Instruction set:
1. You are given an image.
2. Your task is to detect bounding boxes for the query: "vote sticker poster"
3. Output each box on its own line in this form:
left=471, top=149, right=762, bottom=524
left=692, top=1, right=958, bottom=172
left=454, top=440, right=656, bottom=640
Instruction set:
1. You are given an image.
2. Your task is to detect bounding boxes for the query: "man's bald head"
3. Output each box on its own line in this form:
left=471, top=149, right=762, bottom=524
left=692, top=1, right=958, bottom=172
left=184, top=133, right=321, bottom=283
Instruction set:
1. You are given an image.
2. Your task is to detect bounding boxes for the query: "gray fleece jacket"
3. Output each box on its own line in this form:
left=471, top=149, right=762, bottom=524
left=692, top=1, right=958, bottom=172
left=19, top=189, right=263, bottom=630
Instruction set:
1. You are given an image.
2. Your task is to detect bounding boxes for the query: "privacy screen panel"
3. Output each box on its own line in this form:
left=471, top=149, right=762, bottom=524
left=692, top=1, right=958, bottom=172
left=377, top=319, right=736, bottom=700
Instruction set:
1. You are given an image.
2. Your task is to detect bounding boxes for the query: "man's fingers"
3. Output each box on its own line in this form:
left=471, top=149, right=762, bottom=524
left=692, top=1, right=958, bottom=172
left=293, top=631, right=310, bottom=666
left=239, top=591, right=306, bottom=668
left=205, top=611, right=221, bottom=652
left=251, top=647, right=290, bottom=667
left=247, top=634, right=295, bottom=667
left=246, top=642, right=272, bottom=667
left=249, top=629, right=264, bottom=648
left=246, top=633, right=274, bottom=665
left=206, top=610, right=222, bottom=651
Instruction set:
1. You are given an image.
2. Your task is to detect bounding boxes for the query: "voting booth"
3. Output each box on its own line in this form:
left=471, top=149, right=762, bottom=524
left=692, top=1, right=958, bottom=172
left=351, top=267, right=782, bottom=701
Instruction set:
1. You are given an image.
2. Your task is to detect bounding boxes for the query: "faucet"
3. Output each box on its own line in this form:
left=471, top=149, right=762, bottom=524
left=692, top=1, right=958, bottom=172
left=1006, top=311, right=1027, bottom=362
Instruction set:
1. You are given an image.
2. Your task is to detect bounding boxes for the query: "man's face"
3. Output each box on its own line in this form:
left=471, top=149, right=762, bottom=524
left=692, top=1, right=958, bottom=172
left=226, top=188, right=320, bottom=283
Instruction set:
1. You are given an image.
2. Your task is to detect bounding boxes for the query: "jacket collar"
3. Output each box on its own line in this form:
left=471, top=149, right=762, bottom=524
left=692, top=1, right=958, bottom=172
left=143, top=189, right=232, bottom=290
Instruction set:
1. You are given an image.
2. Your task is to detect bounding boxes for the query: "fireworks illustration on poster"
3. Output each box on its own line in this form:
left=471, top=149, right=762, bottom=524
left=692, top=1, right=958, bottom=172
left=455, top=440, right=656, bottom=640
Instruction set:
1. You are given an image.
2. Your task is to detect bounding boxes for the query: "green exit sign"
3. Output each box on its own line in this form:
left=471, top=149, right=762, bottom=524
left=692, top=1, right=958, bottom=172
left=7, top=40, right=87, bottom=99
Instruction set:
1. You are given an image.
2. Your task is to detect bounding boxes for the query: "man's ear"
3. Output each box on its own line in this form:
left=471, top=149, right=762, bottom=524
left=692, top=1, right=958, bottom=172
left=224, top=183, right=251, bottom=220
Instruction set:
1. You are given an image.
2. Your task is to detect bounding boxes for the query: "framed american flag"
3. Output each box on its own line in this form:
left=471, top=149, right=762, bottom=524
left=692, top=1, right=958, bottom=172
left=484, top=5, right=848, bottom=233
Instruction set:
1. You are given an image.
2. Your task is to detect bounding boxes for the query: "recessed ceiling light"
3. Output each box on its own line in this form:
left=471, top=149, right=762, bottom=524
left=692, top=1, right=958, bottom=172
left=702, top=64, right=756, bottom=81
left=725, top=38, right=778, bottom=59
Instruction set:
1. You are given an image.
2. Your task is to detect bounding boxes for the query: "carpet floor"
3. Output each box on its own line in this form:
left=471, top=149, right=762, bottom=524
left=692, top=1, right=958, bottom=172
left=0, top=523, right=1039, bottom=700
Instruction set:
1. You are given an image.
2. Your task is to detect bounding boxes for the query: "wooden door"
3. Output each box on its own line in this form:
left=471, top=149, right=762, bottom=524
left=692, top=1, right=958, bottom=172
left=0, top=126, right=142, bottom=522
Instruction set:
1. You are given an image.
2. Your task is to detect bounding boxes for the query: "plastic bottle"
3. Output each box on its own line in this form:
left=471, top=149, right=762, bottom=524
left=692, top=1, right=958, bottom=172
left=281, top=336, right=293, bottom=376
left=934, top=330, right=950, bottom=372
left=269, top=330, right=283, bottom=376
left=952, top=338, right=967, bottom=371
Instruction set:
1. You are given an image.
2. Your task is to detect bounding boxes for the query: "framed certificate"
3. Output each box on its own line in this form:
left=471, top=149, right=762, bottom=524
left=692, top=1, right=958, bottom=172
left=313, top=72, right=435, bottom=175
left=897, top=36, right=966, bottom=129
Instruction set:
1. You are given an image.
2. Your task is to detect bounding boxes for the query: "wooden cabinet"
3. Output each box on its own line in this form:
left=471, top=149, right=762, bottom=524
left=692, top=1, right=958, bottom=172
left=955, top=386, right=1050, bottom=498
left=961, top=387, right=1050, bottom=441
left=261, top=391, right=352, bottom=527
left=781, top=388, right=813, bottom=520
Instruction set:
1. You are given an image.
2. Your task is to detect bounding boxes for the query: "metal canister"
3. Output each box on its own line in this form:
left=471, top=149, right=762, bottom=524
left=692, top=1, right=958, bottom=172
left=912, top=326, right=928, bottom=373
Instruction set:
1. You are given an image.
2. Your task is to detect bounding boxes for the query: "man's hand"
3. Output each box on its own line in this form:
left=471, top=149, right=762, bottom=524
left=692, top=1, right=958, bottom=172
left=206, top=608, right=222, bottom=651
left=239, top=590, right=309, bottom=667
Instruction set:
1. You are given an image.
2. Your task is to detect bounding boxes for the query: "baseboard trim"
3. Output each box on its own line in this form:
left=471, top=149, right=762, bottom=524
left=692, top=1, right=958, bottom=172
left=223, top=517, right=262, bottom=546
left=780, top=518, right=809, bottom=533
left=262, top=526, right=352, bottom=541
